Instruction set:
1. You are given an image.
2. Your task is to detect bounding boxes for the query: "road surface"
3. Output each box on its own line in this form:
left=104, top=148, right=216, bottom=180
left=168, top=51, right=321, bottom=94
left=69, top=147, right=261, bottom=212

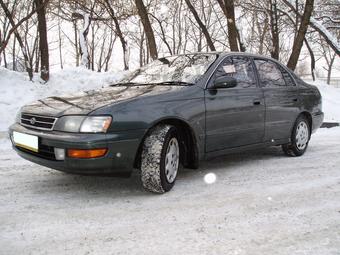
left=1, top=128, right=339, bottom=255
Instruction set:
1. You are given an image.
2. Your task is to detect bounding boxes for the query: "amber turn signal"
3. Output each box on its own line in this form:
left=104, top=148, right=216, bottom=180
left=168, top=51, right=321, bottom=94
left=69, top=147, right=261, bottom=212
left=67, top=148, right=108, bottom=159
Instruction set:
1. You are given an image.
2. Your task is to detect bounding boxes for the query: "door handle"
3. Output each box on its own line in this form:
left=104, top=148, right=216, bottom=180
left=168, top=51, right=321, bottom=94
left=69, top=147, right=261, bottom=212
left=253, top=99, right=261, bottom=105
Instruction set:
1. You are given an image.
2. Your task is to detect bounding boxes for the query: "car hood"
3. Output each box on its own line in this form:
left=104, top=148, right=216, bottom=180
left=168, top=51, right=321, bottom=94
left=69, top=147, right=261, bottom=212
left=21, top=85, right=183, bottom=117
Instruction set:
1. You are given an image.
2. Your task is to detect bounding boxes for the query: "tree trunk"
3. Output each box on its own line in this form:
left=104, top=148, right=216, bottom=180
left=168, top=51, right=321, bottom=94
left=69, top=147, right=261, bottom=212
left=104, top=29, right=116, bottom=72
left=35, top=46, right=40, bottom=73
left=286, top=0, right=314, bottom=70
left=225, top=0, right=240, bottom=51
left=134, top=0, right=158, bottom=60
left=139, top=30, right=145, bottom=67
left=80, top=14, right=90, bottom=68
left=73, top=20, right=79, bottom=66
left=327, top=54, right=336, bottom=85
left=304, top=38, right=315, bottom=81
left=236, top=28, right=246, bottom=52
left=270, top=0, right=280, bottom=59
left=258, top=13, right=269, bottom=55
left=2, top=49, right=7, bottom=68
left=35, top=0, right=49, bottom=81
left=12, top=37, right=16, bottom=70
left=217, top=0, right=239, bottom=51
left=295, top=0, right=299, bottom=38
left=58, top=20, right=63, bottom=69
left=91, top=23, right=95, bottom=71
left=97, top=28, right=106, bottom=72
left=185, top=0, right=216, bottom=51
left=72, top=12, right=91, bottom=68
left=34, top=28, right=40, bottom=73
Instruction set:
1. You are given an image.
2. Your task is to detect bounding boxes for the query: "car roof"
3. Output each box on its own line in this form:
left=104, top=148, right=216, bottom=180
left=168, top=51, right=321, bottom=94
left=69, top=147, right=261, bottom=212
left=218, top=52, right=276, bottom=60
left=161, top=51, right=281, bottom=63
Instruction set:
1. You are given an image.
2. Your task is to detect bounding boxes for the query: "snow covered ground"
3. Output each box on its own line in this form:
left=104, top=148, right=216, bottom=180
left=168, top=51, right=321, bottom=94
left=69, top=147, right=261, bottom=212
left=0, top=67, right=340, bottom=132
left=0, top=127, right=340, bottom=254
left=0, top=68, right=339, bottom=253
left=312, top=81, right=340, bottom=123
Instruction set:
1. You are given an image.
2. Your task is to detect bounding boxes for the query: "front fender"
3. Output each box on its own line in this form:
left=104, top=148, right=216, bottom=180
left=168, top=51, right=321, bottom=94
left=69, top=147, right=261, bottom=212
left=91, top=86, right=206, bottom=159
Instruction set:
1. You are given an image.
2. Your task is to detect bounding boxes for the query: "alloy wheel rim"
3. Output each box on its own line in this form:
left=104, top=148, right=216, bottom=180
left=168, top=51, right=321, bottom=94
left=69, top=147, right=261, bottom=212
left=165, top=137, right=179, bottom=183
left=296, top=121, right=309, bottom=151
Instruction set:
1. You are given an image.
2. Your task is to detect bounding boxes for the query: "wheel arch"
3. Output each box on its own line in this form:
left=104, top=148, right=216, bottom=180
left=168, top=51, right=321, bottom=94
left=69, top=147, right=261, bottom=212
left=133, top=117, right=199, bottom=170
left=299, top=111, right=313, bottom=135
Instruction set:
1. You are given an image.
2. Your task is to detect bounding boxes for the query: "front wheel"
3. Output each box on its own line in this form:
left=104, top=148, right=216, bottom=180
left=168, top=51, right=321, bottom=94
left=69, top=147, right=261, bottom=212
left=140, top=125, right=180, bottom=193
left=282, top=116, right=310, bottom=157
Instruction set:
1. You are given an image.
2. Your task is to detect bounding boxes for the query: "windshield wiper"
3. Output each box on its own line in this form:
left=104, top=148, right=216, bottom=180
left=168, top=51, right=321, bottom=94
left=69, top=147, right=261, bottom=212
left=110, top=81, right=194, bottom=87
left=150, top=81, right=194, bottom=86
left=110, top=82, right=148, bottom=87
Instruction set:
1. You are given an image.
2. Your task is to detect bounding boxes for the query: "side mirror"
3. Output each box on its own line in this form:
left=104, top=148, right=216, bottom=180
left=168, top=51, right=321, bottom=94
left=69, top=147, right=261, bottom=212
left=212, top=76, right=237, bottom=89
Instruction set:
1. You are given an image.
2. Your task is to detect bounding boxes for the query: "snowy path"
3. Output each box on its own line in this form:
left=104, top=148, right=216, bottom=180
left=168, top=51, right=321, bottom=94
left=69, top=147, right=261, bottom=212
left=0, top=128, right=339, bottom=255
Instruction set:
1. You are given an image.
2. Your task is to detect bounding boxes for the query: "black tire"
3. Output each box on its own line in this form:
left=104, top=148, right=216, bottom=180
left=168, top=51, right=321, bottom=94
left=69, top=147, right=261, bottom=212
left=141, top=125, right=180, bottom=193
left=282, top=115, right=310, bottom=157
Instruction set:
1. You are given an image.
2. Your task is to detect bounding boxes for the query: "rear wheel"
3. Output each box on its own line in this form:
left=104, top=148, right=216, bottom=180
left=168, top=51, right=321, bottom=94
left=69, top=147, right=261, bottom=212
left=282, top=115, right=310, bottom=157
left=140, top=125, right=180, bottom=193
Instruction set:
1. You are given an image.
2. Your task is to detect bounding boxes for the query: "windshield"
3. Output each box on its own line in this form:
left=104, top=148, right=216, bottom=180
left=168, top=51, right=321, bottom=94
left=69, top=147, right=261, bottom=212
left=119, top=54, right=217, bottom=85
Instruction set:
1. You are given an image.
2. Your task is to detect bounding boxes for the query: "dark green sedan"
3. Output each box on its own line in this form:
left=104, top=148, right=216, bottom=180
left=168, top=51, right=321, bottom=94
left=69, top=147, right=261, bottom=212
left=9, top=52, right=324, bottom=193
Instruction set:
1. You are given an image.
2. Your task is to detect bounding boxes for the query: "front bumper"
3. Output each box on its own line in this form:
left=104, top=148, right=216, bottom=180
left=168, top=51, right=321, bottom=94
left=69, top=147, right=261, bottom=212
left=9, top=123, right=146, bottom=175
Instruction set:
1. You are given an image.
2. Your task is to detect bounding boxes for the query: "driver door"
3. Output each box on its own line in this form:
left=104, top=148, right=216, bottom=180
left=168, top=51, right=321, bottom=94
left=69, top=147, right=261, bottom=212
left=205, top=56, right=265, bottom=152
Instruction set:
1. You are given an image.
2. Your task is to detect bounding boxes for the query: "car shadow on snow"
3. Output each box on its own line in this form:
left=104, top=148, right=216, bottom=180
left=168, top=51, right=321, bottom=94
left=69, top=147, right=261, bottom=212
left=178, top=146, right=287, bottom=180
left=202, top=146, right=285, bottom=168
left=28, top=146, right=286, bottom=197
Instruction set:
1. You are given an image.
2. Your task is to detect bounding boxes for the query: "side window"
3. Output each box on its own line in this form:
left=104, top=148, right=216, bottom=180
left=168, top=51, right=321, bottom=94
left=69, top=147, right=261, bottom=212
left=278, top=65, right=296, bottom=86
left=213, top=56, right=256, bottom=88
left=254, top=59, right=286, bottom=87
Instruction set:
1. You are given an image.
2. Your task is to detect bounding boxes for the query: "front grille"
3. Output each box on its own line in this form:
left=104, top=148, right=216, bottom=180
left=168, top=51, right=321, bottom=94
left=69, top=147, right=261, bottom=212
left=16, top=143, right=56, bottom=160
left=21, top=113, right=57, bottom=131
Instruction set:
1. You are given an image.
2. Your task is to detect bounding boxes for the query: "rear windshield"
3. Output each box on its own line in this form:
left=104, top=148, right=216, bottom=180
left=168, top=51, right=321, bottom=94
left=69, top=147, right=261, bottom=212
left=120, top=54, right=217, bottom=85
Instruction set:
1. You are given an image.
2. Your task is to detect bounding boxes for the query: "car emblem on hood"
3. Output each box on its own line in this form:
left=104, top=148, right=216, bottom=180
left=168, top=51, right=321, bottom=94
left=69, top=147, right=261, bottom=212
left=30, top=117, right=36, bottom=125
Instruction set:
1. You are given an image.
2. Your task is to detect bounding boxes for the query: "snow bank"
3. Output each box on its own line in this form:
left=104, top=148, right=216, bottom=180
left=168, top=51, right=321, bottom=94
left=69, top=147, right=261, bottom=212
left=0, top=68, right=339, bottom=132
left=0, top=67, right=125, bottom=131
left=312, top=81, right=340, bottom=123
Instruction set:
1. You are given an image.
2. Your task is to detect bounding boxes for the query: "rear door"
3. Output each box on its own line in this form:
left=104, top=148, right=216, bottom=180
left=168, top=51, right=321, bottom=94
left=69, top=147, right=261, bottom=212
left=254, top=59, right=300, bottom=141
left=205, top=56, right=265, bottom=152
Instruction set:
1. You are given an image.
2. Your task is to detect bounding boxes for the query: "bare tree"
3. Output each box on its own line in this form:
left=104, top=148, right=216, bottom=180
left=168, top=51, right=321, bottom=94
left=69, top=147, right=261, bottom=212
left=184, top=0, right=215, bottom=51
left=283, top=0, right=339, bottom=56
left=72, top=12, right=91, bottom=68
left=134, top=0, right=158, bottom=60
left=0, top=0, right=35, bottom=79
left=286, top=0, right=314, bottom=70
left=102, top=0, right=129, bottom=70
left=0, top=0, right=39, bottom=55
left=318, top=34, right=338, bottom=84
left=149, top=13, right=172, bottom=55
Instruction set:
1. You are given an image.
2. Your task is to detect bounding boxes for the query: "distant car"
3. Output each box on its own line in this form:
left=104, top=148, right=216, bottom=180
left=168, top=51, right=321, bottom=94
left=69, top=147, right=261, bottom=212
left=9, top=52, right=324, bottom=193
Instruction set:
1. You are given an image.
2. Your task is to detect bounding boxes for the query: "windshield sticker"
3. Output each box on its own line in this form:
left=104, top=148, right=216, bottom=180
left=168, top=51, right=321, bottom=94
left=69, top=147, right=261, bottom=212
left=223, top=65, right=236, bottom=74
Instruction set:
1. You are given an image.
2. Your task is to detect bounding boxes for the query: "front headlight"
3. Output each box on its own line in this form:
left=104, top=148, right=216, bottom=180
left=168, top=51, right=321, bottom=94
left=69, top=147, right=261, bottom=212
left=54, top=116, right=86, bottom=132
left=54, top=116, right=112, bottom=133
left=80, top=116, right=112, bottom=133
